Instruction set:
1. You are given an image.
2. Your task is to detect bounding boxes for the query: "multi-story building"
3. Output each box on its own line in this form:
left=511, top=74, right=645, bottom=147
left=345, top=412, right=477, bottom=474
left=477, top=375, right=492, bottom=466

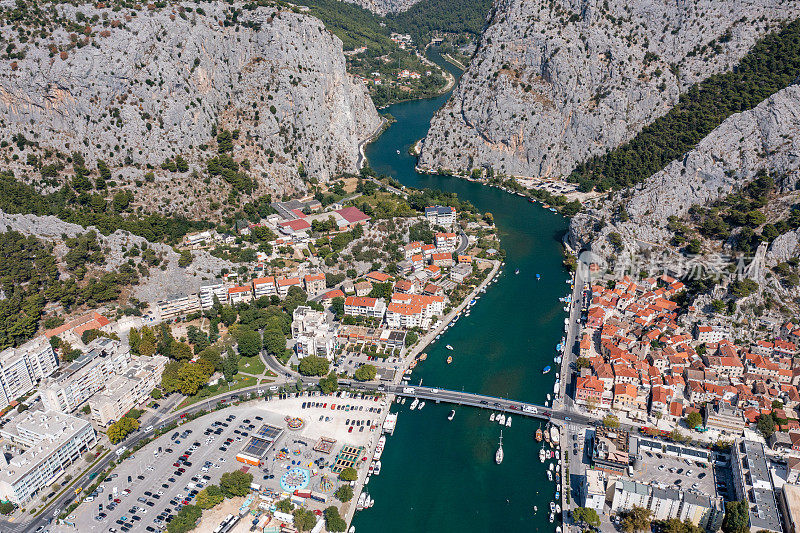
left=424, top=205, right=456, bottom=226
left=228, top=285, right=254, bottom=305
left=450, top=263, right=473, bottom=283
left=435, top=232, right=458, bottom=252
left=694, top=325, right=727, bottom=344
left=610, top=479, right=650, bottom=512
left=592, top=426, right=630, bottom=474
left=40, top=338, right=130, bottom=413
left=0, top=337, right=59, bottom=410
left=582, top=470, right=608, bottom=513
left=303, top=273, right=326, bottom=297
left=155, top=292, right=202, bottom=320
left=252, top=277, right=277, bottom=299
left=199, top=279, right=227, bottom=309
left=779, top=483, right=800, bottom=533
left=0, top=410, right=97, bottom=504
left=291, top=306, right=337, bottom=360
left=344, top=297, right=386, bottom=319
left=610, top=479, right=723, bottom=530
left=354, top=281, right=373, bottom=297
left=89, top=355, right=168, bottom=426
left=277, top=277, right=302, bottom=298
left=731, top=439, right=783, bottom=533
left=704, top=401, right=745, bottom=436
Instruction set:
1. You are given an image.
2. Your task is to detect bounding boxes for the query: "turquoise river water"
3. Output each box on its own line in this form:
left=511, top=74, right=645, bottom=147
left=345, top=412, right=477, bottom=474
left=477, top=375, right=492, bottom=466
left=350, top=50, right=570, bottom=532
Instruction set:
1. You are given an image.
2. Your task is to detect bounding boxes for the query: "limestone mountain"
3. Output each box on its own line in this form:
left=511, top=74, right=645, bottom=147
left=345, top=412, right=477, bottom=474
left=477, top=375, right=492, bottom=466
left=419, top=0, right=800, bottom=178
left=0, top=1, right=380, bottom=216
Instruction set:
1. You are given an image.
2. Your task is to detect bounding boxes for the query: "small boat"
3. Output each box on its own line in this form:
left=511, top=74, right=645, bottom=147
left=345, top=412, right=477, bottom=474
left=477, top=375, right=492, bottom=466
left=515, top=268, right=520, bottom=275
left=418, top=401, right=425, bottom=409
left=396, top=150, right=400, bottom=154
left=546, top=393, right=551, bottom=402
left=490, top=413, right=496, bottom=422
left=409, top=398, right=418, bottom=410
left=505, top=416, right=512, bottom=427
left=374, top=461, right=382, bottom=476
left=556, top=527, right=562, bottom=533
left=556, top=504, right=561, bottom=513
left=550, top=501, right=556, bottom=513
left=539, top=448, right=546, bottom=463
left=400, top=398, right=406, bottom=404
left=350, top=527, right=356, bottom=533
left=448, top=410, right=455, bottom=421
left=495, top=431, right=504, bottom=464
left=550, top=426, right=560, bottom=445
left=497, top=414, right=506, bottom=425
left=549, top=463, right=555, bottom=472
left=534, top=506, right=538, bottom=513
left=409, top=360, right=417, bottom=369
left=535, top=426, right=543, bottom=442
left=364, top=476, right=370, bottom=485
left=357, top=493, right=367, bottom=510
left=542, top=366, right=551, bottom=374
left=419, top=353, right=428, bottom=361
left=547, top=470, right=553, bottom=481
left=549, top=513, right=554, bottom=523
left=536, top=273, right=541, bottom=280
left=446, top=344, right=453, bottom=350
left=368, top=463, right=375, bottom=475
left=446, top=356, right=453, bottom=364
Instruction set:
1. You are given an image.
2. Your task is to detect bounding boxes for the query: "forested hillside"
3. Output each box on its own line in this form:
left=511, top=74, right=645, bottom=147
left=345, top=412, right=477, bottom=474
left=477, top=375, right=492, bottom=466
left=569, top=18, right=800, bottom=192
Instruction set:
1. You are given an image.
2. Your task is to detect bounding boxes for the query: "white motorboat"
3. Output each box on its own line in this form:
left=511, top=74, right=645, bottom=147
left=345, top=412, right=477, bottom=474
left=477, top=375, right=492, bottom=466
left=418, top=401, right=425, bottom=410
left=549, top=463, right=555, bottom=471
left=409, top=398, right=419, bottom=410
left=446, top=344, right=454, bottom=350
left=549, top=513, right=554, bottom=523
left=539, top=448, right=546, bottom=463
left=374, top=461, right=382, bottom=476
left=505, top=416, right=512, bottom=427
left=448, top=410, right=455, bottom=421
left=490, top=413, right=496, bottom=422
left=556, top=504, right=561, bottom=513
left=550, top=501, right=556, bottom=513
left=547, top=470, right=553, bottom=481
left=497, top=414, right=506, bottom=425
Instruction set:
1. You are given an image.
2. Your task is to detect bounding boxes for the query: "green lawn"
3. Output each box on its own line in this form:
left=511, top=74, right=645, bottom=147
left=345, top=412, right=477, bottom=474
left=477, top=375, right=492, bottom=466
left=176, top=375, right=258, bottom=409
left=238, top=355, right=266, bottom=375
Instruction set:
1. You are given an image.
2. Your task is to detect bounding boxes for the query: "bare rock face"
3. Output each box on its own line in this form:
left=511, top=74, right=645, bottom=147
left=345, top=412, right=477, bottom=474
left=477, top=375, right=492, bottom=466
left=0, top=2, right=380, bottom=194
left=340, top=0, right=421, bottom=15
left=419, top=0, right=800, bottom=177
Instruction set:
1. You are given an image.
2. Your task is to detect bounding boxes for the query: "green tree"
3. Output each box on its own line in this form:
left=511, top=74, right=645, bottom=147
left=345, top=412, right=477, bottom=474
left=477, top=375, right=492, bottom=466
left=621, top=506, right=651, bottom=533
left=261, top=328, right=286, bottom=356
left=196, top=485, right=224, bottom=509
left=573, top=507, right=601, bottom=528
left=178, top=250, right=193, bottom=267
left=602, top=414, right=620, bottom=428
left=150, top=388, right=163, bottom=400
left=323, top=506, right=347, bottom=532
left=338, top=467, right=357, bottom=482
left=334, top=484, right=353, bottom=502
left=298, top=355, right=329, bottom=376
left=685, top=411, right=703, bottom=429
left=107, top=416, right=139, bottom=444
left=234, top=328, right=261, bottom=357
left=293, top=507, right=318, bottom=531
left=405, top=331, right=418, bottom=347
left=354, top=364, right=377, bottom=382
left=722, top=500, right=749, bottom=533
left=319, top=371, right=339, bottom=394
left=167, top=504, right=202, bottom=533
left=276, top=498, right=295, bottom=513
left=575, top=357, right=591, bottom=370
left=756, top=413, right=776, bottom=438
left=220, top=470, right=253, bottom=498
left=331, top=297, right=345, bottom=319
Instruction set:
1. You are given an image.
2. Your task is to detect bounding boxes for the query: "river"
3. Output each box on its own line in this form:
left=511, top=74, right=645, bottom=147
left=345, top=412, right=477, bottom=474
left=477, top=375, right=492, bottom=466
left=350, top=50, right=570, bottom=532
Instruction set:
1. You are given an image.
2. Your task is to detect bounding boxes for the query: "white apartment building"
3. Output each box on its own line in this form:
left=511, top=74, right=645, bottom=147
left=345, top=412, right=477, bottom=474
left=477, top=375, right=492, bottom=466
left=0, top=410, right=97, bottom=504
left=435, top=232, right=458, bottom=252
left=450, top=263, right=473, bottom=283
left=303, top=273, right=326, bottom=297
left=228, top=286, right=254, bottom=305
left=424, top=205, right=456, bottom=227
left=252, top=277, right=277, bottom=299
left=41, top=338, right=130, bottom=413
left=344, top=297, right=387, bottom=319
left=89, top=355, right=168, bottom=426
left=156, top=292, right=202, bottom=320
left=582, top=470, right=607, bottom=513
left=0, top=337, right=58, bottom=410
left=292, top=306, right=338, bottom=360
left=199, top=279, right=228, bottom=309
left=277, top=277, right=302, bottom=298
left=694, top=325, right=728, bottom=344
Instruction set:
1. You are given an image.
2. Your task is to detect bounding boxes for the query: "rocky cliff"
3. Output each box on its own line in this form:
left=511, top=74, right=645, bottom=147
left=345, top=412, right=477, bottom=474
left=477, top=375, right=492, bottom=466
left=0, top=2, right=380, bottom=213
left=568, top=84, right=800, bottom=254
left=419, top=0, right=800, bottom=177
left=340, top=0, right=421, bottom=15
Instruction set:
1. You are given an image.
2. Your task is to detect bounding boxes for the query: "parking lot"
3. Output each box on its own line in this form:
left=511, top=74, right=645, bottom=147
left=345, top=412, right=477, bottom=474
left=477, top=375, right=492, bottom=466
left=633, top=450, right=717, bottom=495
left=58, top=392, right=386, bottom=532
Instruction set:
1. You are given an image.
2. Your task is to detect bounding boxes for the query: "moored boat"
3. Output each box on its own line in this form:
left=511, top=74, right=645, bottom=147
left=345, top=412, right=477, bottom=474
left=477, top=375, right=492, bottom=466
left=542, top=366, right=551, bottom=374
left=535, top=426, right=543, bottom=442
left=497, top=414, right=506, bottom=425
left=495, top=430, right=504, bottom=464
left=409, top=398, right=419, bottom=410
left=446, top=356, right=453, bottom=364
left=490, top=413, right=496, bottom=422
left=505, top=416, right=512, bottom=427
left=448, top=410, right=455, bottom=421
left=446, top=344, right=453, bottom=350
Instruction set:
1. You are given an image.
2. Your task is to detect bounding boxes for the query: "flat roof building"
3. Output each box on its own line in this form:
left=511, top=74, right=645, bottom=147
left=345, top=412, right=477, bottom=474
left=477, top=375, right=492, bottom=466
left=0, top=337, right=58, bottom=410
left=0, top=410, right=97, bottom=504
left=89, top=355, right=168, bottom=426
left=592, top=426, right=631, bottom=474
left=732, top=439, right=783, bottom=533
left=41, top=338, right=130, bottom=413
